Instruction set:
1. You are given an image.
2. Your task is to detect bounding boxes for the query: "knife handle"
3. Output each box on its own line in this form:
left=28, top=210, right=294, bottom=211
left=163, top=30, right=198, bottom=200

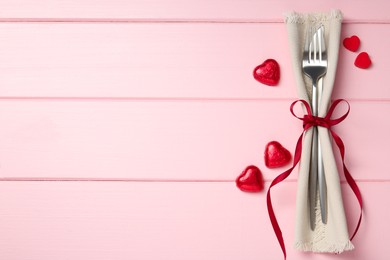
left=318, top=138, right=327, bottom=224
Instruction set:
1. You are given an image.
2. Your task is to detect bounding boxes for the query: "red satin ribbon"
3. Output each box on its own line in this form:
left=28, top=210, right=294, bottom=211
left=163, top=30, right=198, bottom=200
left=266, top=99, right=363, bottom=259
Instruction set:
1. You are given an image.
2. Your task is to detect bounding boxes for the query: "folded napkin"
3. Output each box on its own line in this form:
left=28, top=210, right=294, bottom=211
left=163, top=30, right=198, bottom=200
left=285, top=10, right=354, bottom=253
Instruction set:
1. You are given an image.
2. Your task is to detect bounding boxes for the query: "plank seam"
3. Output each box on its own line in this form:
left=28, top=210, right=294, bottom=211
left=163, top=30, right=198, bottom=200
left=0, top=178, right=388, bottom=183
left=1, top=97, right=390, bottom=103
left=0, top=18, right=389, bottom=24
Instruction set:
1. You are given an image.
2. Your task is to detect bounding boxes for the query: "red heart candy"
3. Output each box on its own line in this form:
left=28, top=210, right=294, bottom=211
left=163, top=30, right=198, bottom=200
left=354, top=52, right=372, bottom=69
left=253, top=59, right=280, bottom=86
left=343, top=35, right=360, bottom=52
left=236, top=165, right=264, bottom=192
left=264, top=141, right=291, bottom=168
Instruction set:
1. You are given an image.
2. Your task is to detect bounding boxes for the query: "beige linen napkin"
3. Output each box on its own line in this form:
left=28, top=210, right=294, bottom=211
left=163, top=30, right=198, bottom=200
left=285, top=10, right=354, bottom=253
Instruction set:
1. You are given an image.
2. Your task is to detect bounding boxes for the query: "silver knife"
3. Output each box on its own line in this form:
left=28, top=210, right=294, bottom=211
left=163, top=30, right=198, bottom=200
left=318, top=77, right=327, bottom=224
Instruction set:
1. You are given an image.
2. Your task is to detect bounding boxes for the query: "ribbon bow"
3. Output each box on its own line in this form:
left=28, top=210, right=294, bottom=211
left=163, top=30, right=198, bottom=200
left=267, top=99, right=363, bottom=259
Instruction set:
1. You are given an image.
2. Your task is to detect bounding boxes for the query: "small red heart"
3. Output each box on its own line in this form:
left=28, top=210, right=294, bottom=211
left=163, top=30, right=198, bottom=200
left=253, top=59, right=280, bottom=86
left=236, top=165, right=264, bottom=192
left=264, top=141, right=291, bottom=168
left=343, top=35, right=360, bottom=52
left=354, top=52, right=372, bottom=69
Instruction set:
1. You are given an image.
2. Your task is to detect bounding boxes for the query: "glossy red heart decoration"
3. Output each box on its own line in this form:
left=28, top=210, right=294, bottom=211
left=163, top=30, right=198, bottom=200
left=264, top=141, right=291, bottom=168
left=343, top=35, right=360, bottom=52
left=354, top=52, right=372, bottom=69
left=253, top=59, right=280, bottom=86
left=236, top=165, right=264, bottom=192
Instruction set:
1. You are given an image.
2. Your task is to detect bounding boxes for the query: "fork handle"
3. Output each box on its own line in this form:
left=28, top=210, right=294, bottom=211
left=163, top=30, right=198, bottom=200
left=309, top=83, right=318, bottom=230
left=311, top=80, right=328, bottom=227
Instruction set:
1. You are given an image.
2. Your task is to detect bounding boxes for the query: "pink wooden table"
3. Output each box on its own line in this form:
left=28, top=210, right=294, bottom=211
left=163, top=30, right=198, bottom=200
left=0, top=1, right=389, bottom=259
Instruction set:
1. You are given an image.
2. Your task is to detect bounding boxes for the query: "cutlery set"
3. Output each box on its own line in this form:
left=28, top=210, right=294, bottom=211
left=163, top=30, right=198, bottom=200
left=302, top=25, right=328, bottom=230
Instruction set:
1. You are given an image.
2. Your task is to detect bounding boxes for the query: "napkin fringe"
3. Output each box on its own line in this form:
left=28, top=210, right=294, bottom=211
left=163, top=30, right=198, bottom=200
left=294, top=240, right=354, bottom=253
left=284, top=10, right=343, bottom=24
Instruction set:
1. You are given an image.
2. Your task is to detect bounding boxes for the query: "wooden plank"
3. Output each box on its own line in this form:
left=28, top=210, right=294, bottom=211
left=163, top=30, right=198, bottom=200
left=0, top=181, right=385, bottom=260
left=0, top=23, right=389, bottom=100
left=0, top=100, right=387, bottom=180
left=0, top=0, right=389, bottom=22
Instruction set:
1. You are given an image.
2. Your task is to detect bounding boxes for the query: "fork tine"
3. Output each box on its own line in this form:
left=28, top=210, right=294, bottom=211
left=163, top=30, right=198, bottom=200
left=308, top=27, right=314, bottom=62
left=317, top=26, right=325, bottom=61
left=312, top=27, right=317, bottom=61
left=317, top=27, right=322, bottom=62
left=315, top=27, right=322, bottom=62
left=312, top=26, right=324, bottom=63
left=304, top=26, right=311, bottom=58
left=320, top=26, right=326, bottom=53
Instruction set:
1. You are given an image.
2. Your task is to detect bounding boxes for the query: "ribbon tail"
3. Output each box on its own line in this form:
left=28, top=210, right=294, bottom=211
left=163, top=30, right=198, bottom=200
left=267, top=184, right=287, bottom=259
left=330, top=129, right=363, bottom=241
left=266, top=133, right=304, bottom=260
left=344, top=164, right=363, bottom=240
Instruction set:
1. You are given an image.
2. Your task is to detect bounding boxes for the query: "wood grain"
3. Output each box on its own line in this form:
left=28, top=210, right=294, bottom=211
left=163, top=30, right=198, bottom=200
left=0, top=1, right=388, bottom=259
left=0, top=0, right=389, bottom=22
left=0, top=23, right=388, bottom=100
left=0, top=181, right=385, bottom=260
left=0, top=100, right=387, bottom=180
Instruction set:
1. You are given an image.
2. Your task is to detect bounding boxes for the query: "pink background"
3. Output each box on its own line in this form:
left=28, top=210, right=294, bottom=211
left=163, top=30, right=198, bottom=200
left=0, top=1, right=389, bottom=259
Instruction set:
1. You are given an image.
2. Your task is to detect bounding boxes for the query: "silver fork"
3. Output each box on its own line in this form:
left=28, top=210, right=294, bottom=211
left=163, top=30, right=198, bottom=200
left=302, top=26, right=328, bottom=229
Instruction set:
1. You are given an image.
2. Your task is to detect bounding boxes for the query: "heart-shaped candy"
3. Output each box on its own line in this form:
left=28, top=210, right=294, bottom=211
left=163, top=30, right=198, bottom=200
left=253, top=59, right=280, bottom=86
left=354, top=52, right=372, bottom=69
left=236, top=165, right=264, bottom=192
left=343, top=35, right=360, bottom=52
left=264, top=141, right=291, bottom=168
